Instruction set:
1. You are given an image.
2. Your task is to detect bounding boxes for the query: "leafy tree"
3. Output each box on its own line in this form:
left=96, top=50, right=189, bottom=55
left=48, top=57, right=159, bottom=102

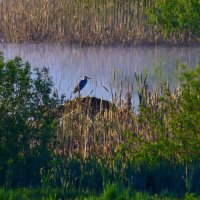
left=0, top=53, right=64, bottom=187
left=146, top=0, right=200, bottom=37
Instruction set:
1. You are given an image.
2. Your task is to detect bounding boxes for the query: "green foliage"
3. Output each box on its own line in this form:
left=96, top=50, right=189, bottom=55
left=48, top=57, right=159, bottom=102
left=117, top=63, right=200, bottom=194
left=0, top=187, right=91, bottom=200
left=173, top=66, right=200, bottom=162
left=1, top=187, right=200, bottom=200
left=0, top=53, right=63, bottom=187
left=101, top=184, right=131, bottom=200
left=146, top=0, right=200, bottom=37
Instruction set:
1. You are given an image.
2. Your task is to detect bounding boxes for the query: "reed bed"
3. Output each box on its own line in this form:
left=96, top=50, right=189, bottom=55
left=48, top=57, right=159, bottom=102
left=53, top=65, right=200, bottom=194
left=0, top=0, right=199, bottom=44
left=0, top=0, right=163, bottom=45
left=57, top=75, right=177, bottom=160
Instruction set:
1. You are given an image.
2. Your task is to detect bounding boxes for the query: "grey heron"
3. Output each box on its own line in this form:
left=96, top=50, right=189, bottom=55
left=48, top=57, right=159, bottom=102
left=73, top=76, right=91, bottom=95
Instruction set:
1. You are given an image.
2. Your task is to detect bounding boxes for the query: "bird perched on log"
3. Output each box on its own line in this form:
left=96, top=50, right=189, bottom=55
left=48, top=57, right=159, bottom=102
left=73, top=76, right=91, bottom=96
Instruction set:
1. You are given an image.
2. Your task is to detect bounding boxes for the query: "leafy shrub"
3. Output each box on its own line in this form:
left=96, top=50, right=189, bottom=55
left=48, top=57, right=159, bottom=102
left=118, top=64, right=200, bottom=195
left=0, top=53, right=64, bottom=187
left=146, top=0, right=200, bottom=37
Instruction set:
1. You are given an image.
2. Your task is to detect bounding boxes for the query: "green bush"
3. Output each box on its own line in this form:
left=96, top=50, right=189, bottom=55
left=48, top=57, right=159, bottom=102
left=118, top=64, right=200, bottom=195
left=146, top=0, right=200, bottom=37
left=0, top=53, right=64, bottom=187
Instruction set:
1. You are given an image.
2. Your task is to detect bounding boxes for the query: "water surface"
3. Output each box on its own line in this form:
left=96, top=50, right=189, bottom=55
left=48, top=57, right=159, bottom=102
left=0, top=43, right=199, bottom=106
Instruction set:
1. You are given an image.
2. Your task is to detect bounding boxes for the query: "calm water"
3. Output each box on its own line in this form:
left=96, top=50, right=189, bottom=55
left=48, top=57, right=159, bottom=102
left=0, top=43, right=199, bottom=105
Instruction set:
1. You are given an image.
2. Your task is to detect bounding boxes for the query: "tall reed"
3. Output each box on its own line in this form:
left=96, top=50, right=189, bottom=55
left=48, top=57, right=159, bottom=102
left=53, top=64, right=200, bottom=194
left=0, top=0, right=158, bottom=44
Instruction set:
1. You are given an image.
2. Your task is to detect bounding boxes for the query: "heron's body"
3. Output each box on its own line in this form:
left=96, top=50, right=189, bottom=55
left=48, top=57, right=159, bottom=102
left=73, top=76, right=90, bottom=94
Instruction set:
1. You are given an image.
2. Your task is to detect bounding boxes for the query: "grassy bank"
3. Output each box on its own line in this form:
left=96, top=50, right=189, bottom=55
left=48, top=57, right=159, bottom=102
left=0, top=187, right=199, bottom=200
left=0, top=54, right=200, bottom=197
left=0, top=0, right=199, bottom=45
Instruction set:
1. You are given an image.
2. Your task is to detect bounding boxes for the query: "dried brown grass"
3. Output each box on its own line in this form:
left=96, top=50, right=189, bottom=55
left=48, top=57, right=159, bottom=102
left=56, top=84, right=181, bottom=160
left=0, top=0, right=159, bottom=45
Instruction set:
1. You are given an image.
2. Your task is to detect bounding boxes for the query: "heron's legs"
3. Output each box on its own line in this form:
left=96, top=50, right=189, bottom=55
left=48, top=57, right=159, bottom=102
left=78, top=90, right=81, bottom=98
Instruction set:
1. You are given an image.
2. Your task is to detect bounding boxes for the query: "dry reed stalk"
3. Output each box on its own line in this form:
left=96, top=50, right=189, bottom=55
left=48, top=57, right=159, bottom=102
left=0, top=0, right=163, bottom=44
left=55, top=80, right=181, bottom=161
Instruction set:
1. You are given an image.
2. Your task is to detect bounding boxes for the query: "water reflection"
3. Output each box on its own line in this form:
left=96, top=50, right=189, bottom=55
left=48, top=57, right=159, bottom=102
left=0, top=43, right=199, bottom=105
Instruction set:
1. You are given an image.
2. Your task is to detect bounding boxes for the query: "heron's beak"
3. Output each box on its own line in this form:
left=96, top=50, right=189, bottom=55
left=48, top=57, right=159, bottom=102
left=87, top=77, right=91, bottom=79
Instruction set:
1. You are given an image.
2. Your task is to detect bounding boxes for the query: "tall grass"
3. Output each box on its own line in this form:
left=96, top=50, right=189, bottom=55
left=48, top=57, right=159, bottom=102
left=0, top=0, right=158, bottom=44
left=54, top=64, right=200, bottom=195
left=0, top=0, right=199, bottom=44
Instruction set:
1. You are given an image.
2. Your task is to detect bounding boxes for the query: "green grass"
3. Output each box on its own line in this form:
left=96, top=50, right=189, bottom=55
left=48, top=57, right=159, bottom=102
left=0, top=187, right=92, bottom=200
left=0, top=187, right=199, bottom=200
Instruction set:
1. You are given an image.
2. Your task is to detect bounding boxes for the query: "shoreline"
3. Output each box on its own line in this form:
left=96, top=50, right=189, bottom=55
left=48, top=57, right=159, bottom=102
left=0, top=39, right=200, bottom=48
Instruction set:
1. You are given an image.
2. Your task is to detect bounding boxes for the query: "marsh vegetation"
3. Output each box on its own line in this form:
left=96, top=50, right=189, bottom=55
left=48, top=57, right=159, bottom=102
left=0, top=54, right=200, bottom=199
left=0, top=0, right=199, bottom=198
left=0, top=0, right=199, bottom=44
